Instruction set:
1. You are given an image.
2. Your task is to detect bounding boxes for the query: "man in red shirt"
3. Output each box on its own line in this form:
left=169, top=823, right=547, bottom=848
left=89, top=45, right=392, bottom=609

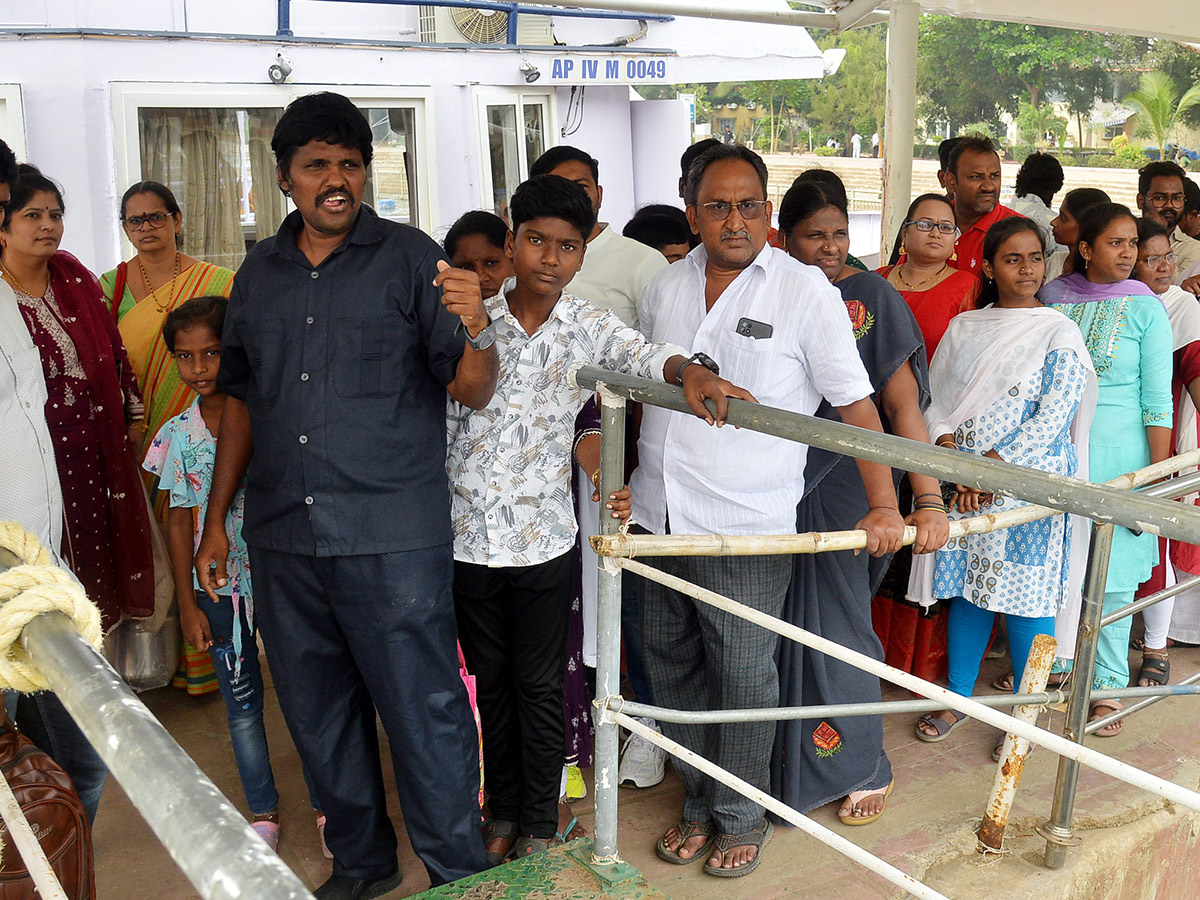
left=943, top=136, right=1020, bottom=275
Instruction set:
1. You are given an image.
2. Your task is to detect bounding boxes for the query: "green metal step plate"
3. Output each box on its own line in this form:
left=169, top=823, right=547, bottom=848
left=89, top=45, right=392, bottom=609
left=411, top=839, right=668, bottom=900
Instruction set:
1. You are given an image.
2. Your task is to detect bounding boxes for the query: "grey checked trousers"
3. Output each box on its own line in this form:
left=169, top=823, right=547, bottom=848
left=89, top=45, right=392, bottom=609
left=640, top=552, right=793, bottom=833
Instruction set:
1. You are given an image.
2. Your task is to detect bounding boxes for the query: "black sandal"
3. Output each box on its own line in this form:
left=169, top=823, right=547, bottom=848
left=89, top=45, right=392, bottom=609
left=1137, top=651, right=1170, bottom=687
left=481, top=818, right=519, bottom=866
left=655, top=819, right=715, bottom=865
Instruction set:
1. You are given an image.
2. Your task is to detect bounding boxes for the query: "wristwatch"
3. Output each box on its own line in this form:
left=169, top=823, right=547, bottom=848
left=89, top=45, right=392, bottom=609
left=676, top=351, right=720, bottom=385
left=462, top=318, right=496, bottom=351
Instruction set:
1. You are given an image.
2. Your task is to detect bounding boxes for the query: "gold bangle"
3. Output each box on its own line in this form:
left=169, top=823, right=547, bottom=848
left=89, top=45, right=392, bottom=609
left=590, top=468, right=601, bottom=488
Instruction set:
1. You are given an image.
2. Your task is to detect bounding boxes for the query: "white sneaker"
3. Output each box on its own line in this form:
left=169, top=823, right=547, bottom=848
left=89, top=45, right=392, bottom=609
left=619, top=717, right=666, bottom=788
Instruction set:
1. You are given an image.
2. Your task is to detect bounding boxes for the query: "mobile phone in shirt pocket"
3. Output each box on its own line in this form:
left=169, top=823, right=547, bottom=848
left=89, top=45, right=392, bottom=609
left=735, top=317, right=773, bottom=340
left=334, top=313, right=402, bottom=398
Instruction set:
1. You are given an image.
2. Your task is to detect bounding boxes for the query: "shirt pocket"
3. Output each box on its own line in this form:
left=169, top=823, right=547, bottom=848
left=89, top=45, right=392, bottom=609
left=720, top=333, right=776, bottom=391
left=334, top=313, right=401, bottom=398
left=248, top=319, right=286, bottom=403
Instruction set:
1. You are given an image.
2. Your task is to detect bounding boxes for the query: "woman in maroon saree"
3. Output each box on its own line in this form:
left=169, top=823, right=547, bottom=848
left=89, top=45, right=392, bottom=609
left=0, top=165, right=153, bottom=628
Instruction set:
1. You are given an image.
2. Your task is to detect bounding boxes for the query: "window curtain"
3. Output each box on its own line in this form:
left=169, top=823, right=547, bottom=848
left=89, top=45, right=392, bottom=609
left=139, top=108, right=246, bottom=271
left=246, top=108, right=286, bottom=242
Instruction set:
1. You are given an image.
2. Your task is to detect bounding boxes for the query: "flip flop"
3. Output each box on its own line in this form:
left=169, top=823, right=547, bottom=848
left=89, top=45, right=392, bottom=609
left=990, top=672, right=1014, bottom=692
left=251, top=819, right=280, bottom=852
left=838, top=781, right=894, bottom=826
left=702, top=819, right=774, bottom=878
left=1089, top=701, right=1124, bottom=737
left=555, top=815, right=586, bottom=843
left=915, top=710, right=967, bottom=742
left=655, top=819, right=715, bottom=865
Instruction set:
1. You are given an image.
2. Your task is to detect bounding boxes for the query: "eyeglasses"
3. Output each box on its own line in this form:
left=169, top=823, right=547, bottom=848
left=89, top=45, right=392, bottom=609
left=1147, top=193, right=1185, bottom=208
left=696, top=200, right=769, bottom=221
left=122, top=212, right=172, bottom=230
left=1139, top=252, right=1177, bottom=268
left=904, top=219, right=957, bottom=234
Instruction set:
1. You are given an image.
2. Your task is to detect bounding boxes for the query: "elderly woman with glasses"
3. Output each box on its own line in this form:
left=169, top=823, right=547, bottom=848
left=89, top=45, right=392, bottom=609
left=100, top=181, right=234, bottom=695
left=1129, top=217, right=1200, bottom=688
left=878, top=193, right=980, bottom=362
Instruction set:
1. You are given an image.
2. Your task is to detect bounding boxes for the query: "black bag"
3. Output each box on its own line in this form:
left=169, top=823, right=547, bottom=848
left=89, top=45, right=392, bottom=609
left=0, top=716, right=95, bottom=900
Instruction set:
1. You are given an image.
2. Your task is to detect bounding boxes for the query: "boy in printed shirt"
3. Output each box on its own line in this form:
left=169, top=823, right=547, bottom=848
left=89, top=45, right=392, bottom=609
left=447, top=174, right=749, bottom=862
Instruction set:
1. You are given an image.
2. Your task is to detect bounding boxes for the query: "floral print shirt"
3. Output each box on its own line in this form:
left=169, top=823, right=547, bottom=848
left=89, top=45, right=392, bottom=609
left=143, top=398, right=251, bottom=597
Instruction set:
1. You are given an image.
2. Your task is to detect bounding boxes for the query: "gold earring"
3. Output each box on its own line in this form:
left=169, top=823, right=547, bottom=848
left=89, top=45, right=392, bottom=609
left=898, top=241, right=907, bottom=256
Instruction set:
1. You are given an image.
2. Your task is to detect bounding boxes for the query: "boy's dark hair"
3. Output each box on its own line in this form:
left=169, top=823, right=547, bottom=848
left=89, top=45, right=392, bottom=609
left=937, top=137, right=964, bottom=172
left=682, top=144, right=768, bottom=207
left=623, top=204, right=693, bottom=250
left=272, top=92, right=374, bottom=174
left=2, top=165, right=65, bottom=227
left=163, top=295, right=228, bottom=352
left=977, top=217, right=1046, bottom=308
left=1183, top=177, right=1200, bottom=215
left=680, top=139, right=721, bottom=185
left=1138, top=160, right=1187, bottom=196
left=1061, top=187, right=1110, bottom=221
left=509, top=175, right=597, bottom=241
left=0, top=139, right=17, bottom=189
left=792, top=168, right=849, bottom=207
left=778, top=181, right=848, bottom=235
left=949, top=135, right=999, bottom=176
left=444, top=210, right=510, bottom=259
left=1136, top=217, right=1170, bottom=245
left=1071, top=202, right=1137, bottom=274
left=120, top=181, right=181, bottom=220
left=529, top=145, right=599, bottom=182
left=1014, top=152, right=1064, bottom=202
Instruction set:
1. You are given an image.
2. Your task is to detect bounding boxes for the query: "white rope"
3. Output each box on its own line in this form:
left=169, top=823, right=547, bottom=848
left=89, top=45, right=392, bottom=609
left=0, top=522, right=102, bottom=693
left=0, top=767, right=70, bottom=900
left=615, top=557, right=1200, bottom=813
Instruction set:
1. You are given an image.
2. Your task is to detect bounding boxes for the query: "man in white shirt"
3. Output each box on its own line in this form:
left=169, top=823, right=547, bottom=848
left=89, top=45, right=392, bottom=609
left=632, top=144, right=905, bottom=876
left=1010, top=151, right=1064, bottom=253
left=1137, top=161, right=1200, bottom=284
left=0, top=140, right=109, bottom=825
left=529, top=146, right=668, bottom=331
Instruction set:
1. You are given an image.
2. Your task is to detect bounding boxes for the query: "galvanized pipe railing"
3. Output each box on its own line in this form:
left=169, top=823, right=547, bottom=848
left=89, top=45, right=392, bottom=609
left=608, top=683, right=1200, bottom=724
left=0, top=549, right=315, bottom=900
left=575, top=368, right=1200, bottom=546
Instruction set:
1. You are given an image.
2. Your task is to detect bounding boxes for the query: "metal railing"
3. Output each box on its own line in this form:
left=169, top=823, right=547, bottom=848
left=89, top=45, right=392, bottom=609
left=575, top=365, right=1200, bottom=897
left=0, top=548, right=315, bottom=900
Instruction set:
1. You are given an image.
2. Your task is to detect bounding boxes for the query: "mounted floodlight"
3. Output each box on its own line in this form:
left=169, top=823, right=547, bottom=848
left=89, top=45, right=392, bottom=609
left=268, top=53, right=293, bottom=84
left=520, top=60, right=541, bottom=83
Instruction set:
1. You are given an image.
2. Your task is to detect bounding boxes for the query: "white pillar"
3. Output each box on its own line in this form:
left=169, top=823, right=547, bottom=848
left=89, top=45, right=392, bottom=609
left=880, top=0, right=918, bottom=261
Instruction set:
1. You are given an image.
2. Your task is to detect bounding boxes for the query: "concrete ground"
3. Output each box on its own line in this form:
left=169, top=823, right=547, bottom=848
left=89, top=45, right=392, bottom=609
left=93, top=640, right=1200, bottom=899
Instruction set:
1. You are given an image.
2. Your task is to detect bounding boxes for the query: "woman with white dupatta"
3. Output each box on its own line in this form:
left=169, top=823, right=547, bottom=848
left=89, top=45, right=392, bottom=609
left=912, top=218, right=1097, bottom=753
left=1130, top=218, right=1200, bottom=683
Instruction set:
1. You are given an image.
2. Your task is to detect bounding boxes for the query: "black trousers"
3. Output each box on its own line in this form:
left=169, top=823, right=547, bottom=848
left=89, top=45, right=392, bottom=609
left=453, top=552, right=573, bottom=840
left=249, top=543, right=489, bottom=885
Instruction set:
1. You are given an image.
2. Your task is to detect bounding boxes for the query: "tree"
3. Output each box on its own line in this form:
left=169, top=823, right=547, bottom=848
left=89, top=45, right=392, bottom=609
left=918, top=17, right=1115, bottom=133
left=1124, top=71, right=1200, bottom=160
left=807, top=25, right=888, bottom=152
left=1016, top=100, right=1068, bottom=148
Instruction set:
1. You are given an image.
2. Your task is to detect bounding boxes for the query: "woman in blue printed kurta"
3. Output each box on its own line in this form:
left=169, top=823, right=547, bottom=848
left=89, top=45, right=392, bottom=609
left=914, top=218, right=1096, bottom=747
left=1043, top=203, right=1173, bottom=735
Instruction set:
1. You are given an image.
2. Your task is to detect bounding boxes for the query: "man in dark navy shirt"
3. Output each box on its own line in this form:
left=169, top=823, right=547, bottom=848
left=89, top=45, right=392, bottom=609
left=196, top=92, right=497, bottom=900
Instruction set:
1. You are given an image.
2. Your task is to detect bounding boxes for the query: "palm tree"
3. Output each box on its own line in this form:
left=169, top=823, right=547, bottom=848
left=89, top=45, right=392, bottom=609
left=1123, top=71, right=1200, bottom=161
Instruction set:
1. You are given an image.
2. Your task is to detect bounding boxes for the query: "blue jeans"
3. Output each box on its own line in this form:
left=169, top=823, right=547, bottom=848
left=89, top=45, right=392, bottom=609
left=947, top=596, right=1055, bottom=699
left=195, top=590, right=279, bottom=816
left=6, top=690, right=107, bottom=825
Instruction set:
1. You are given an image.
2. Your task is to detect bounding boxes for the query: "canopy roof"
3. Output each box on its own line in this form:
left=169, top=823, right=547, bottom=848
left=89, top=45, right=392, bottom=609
left=519, top=0, right=1200, bottom=44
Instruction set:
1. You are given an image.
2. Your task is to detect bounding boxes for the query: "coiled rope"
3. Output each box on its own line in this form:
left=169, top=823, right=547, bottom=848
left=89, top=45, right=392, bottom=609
left=0, top=522, right=102, bottom=693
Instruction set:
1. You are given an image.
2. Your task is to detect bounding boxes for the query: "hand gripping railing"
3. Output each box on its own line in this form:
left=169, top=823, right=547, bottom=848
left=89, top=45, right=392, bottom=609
left=0, top=547, right=315, bottom=900
left=575, top=366, right=1200, bottom=897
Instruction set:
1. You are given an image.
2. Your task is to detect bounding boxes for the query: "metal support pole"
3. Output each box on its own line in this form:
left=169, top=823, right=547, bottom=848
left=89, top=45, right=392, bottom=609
left=591, top=386, right=626, bottom=865
left=511, top=0, right=848, bottom=29
left=277, top=0, right=293, bottom=36
left=573, top=369, right=1200, bottom=546
left=880, top=0, right=918, bottom=260
left=1100, top=572, right=1200, bottom=627
left=979, top=633, right=1055, bottom=851
left=17, top=612, right=314, bottom=899
left=1041, top=524, right=1114, bottom=868
left=1085, top=668, right=1200, bottom=735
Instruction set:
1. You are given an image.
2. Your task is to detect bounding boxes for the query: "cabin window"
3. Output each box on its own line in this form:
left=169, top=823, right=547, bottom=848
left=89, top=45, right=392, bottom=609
left=480, top=94, right=551, bottom=223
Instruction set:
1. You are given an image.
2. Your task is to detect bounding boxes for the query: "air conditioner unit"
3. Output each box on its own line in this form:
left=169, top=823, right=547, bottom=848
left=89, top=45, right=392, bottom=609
left=418, top=5, right=555, bottom=45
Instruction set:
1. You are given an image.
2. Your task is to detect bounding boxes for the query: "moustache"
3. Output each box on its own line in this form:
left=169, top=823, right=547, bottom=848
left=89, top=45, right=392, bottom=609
left=721, top=229, right=750, bottom=241
left=317, top=189, right=353, bottom=204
